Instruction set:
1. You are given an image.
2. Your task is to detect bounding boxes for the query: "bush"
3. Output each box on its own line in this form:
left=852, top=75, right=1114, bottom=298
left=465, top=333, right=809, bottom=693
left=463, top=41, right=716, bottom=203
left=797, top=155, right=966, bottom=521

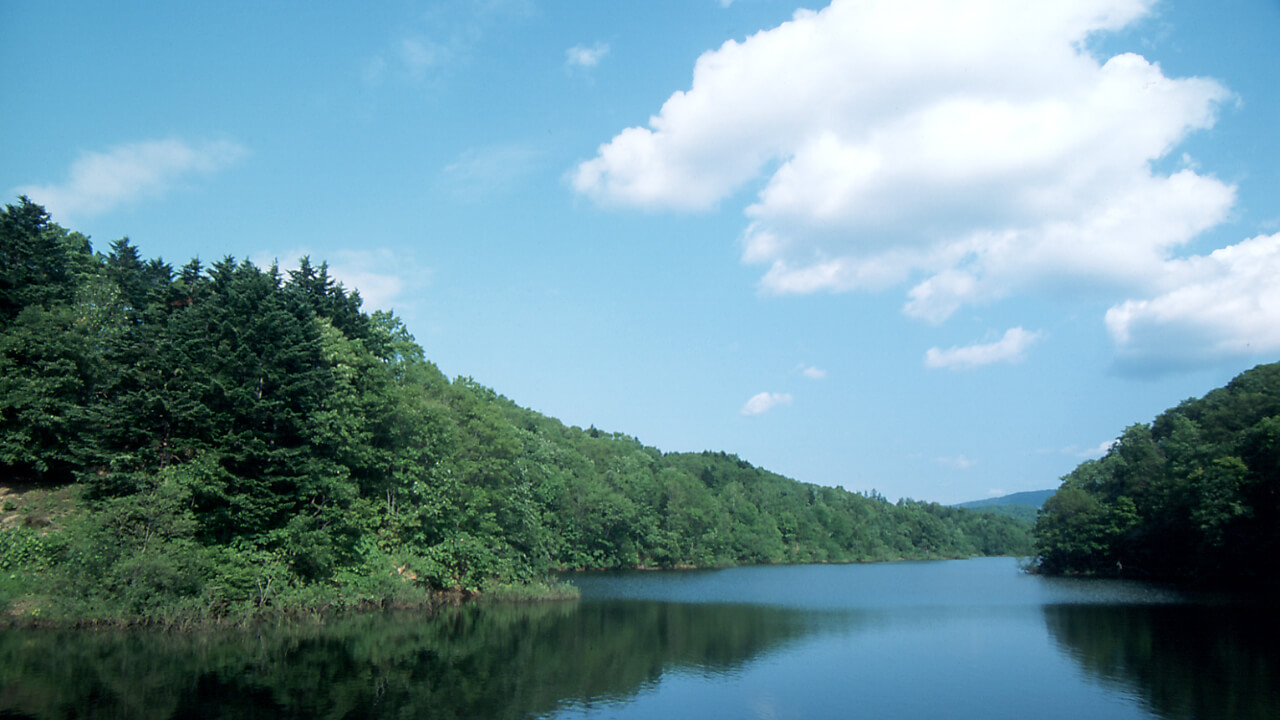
left=0, top=527, right=65, bottom=572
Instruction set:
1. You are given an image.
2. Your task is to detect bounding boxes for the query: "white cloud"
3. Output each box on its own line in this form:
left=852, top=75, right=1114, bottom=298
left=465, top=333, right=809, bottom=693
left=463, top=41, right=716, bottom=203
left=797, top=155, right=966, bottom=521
left=365, top=36, right=454, bottom=84
left=253, top=248, right=423, bottom=314
left=1039, top=439, right=1117, bottom=457
left=924, top=327, right=1043, bottom=370
left=936, top=455, right=978, bottom=469
left=398, top=38, right=450, bottom=78
left=440, top=144, right=542, bottom=200
left=1078, top=439, right=1117, bottom=458
left=15, top=138, right=245, bottom=219
left=366, top=0, right=532, bottom=85
left=741, top=391, right=793, bottom=416
left=799, top=364, right=827, bottom=380
left=328, top=249, right=420, bottom=313
left=566, top=42, right=610, bottom=69
left=1105, top=233, right=1280, bottom=368
left=573, top=0, right=1247, bottom=364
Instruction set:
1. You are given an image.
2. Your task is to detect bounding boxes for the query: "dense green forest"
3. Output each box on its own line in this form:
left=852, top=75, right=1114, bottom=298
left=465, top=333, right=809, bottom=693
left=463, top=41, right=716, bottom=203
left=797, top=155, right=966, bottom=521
left=1034, top=362, right=1279, bottom=585
left=0, top=197, right=1029, bottom=623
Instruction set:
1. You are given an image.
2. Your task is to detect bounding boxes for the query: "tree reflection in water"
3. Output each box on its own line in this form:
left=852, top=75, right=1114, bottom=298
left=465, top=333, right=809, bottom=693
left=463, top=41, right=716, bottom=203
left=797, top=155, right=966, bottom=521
left=1043, top=602, right=1280, bottom=720
left=0, top=600, right=821, bottom=720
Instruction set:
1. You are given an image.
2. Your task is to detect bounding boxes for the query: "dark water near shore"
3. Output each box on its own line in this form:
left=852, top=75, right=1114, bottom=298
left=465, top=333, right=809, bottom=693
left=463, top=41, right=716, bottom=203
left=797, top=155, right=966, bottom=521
left=2, top=557, right=1276, bottom=719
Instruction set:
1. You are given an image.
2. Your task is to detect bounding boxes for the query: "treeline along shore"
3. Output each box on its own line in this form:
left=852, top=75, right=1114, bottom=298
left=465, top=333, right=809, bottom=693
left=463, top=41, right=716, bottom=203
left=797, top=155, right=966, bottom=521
left=0, top=197, right=1029, bottom=625
left=1034, top=361, right=1280, bottom=587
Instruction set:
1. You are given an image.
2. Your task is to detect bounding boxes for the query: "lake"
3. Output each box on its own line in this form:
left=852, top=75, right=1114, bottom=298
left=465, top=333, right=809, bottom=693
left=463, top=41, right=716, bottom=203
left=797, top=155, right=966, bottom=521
left=1, top=557, right=1276, bottom=719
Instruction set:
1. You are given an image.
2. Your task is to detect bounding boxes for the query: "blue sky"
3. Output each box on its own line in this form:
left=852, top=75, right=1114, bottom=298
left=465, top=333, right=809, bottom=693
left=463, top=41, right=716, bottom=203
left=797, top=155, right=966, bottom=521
left=3, top=0, right=1278, bottom=504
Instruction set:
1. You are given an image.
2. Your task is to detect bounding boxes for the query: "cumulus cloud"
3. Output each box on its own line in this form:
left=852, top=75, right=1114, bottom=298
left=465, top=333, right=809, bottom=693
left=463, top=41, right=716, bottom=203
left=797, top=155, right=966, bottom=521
left=741, top=391, right=792, bottom=416
left=15, top=138, right=245, bottom=219
left=572, top=0, right=1258, bottom=366
left=924, top=327, right=1043, bottom=370
left=566, top=42, right=610, bottom=69
left=1106, top=233, right=1280, bottom=368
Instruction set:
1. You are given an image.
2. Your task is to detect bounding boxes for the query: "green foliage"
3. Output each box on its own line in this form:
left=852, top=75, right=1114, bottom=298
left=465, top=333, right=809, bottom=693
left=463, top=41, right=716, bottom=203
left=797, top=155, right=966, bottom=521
left=1035, top=362, right=1280, bottom=584
left=0, top=199, right=1031, bottom=624
left=0, top=527, right=65, bottom=573
left=1035, top=486, right=1138, bottom=575
left=968, top=504, right=1038, bottom=524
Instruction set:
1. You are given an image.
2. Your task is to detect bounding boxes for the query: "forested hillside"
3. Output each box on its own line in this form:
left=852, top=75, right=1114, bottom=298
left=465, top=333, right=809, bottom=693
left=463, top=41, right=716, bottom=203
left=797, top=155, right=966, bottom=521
left=0, top=198, right=1029, bottom=623
left=1034, top=363, right=1279, bottom=585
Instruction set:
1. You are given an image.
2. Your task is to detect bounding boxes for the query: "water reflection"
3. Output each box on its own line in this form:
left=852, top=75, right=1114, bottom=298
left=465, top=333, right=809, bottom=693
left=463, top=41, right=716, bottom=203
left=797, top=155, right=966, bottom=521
left=4, top=561, right=1278, bottom=720
left=0, top=600, right=822, bottom=720
left=1044, top=602, right=1280, bottom=720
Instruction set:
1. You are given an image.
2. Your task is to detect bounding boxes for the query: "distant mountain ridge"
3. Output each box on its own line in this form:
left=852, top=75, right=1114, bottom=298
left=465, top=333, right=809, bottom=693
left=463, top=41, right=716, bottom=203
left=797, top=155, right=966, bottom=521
left=952, top=489, right=1055, bottom=525
left=955, top=489, right=1056, bottom=510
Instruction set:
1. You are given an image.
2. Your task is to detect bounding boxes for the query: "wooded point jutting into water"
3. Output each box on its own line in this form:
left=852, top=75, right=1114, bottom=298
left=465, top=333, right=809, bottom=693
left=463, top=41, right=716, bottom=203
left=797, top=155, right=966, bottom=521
left=1032, top=361, right=1280, bottom=586
left=0, top=198, right=1032, bottom=625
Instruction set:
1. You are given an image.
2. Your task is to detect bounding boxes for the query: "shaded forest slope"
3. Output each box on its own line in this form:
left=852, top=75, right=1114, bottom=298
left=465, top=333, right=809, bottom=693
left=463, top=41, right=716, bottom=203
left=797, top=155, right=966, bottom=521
left=1034, top=362, right=1279, bottom=585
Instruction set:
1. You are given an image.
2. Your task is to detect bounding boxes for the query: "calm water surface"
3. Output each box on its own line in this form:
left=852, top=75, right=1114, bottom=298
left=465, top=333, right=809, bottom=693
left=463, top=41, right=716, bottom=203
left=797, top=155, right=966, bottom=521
left=2, top=557, right=1276, bottom=719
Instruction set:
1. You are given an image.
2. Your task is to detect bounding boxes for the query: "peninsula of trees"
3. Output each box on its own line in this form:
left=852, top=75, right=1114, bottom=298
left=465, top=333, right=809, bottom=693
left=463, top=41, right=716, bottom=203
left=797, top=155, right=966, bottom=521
left=1034, top=362, right=1279, bottom=585
left=0, top=198, right=1029, bottom=623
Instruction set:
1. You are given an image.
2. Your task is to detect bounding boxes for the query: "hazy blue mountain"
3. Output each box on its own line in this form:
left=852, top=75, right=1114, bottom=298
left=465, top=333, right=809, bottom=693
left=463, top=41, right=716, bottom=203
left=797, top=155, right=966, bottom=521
left=956, top=490, right=1056, bottom=510
left=953, top=490, right=1056, bottom=525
